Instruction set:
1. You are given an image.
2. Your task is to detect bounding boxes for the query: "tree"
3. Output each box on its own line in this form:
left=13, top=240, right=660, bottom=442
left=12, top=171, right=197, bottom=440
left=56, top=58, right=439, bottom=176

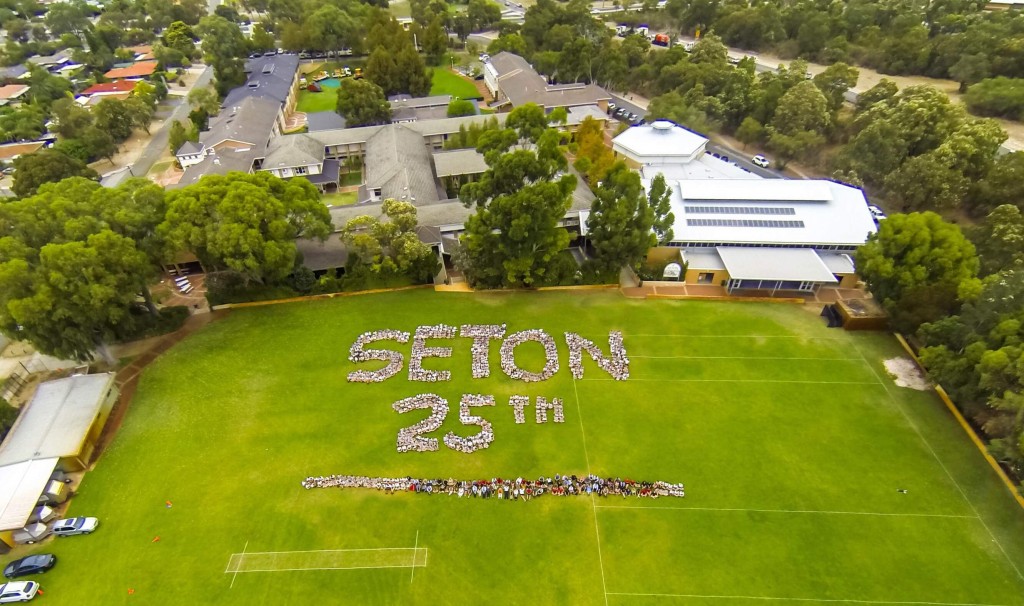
left=573, top=116, right=614, bottom=187
left=587, top=162, right=656, bottom=273
left=648, top=173, right=674, bottom=245
left=187, top=86, right=221, bottom=117
left=249, top=24, right=276, bottom=53
left=196, top=15, right=248, bottom=95
left=169, top=119, right=198, bottom=155
left=949, top=53, right=990, bottom=93
left=964, top=77, right=1024, bottom=120
left=340, top=199, right=437, bottom=279
left=124, top=96, right=155, bottom=134
left=647, top=91, right=718, bottom=135
left=812, top=62, right=859, bottom=112
left=422, top=17, right=448, bottom=65
left=970, top=205, right=1024, bottom=277
left=161, top=172, right=332, bottom=285
left=163, top=20, right=197, bottom=57
left=735, top=116, right=764, bottom=148
left=93, top=98, right=135, bottom=142
left=767, top=81, right=829, bottom=166
left=969, top=152, right=1024, bottom=217
left=459, top=104, right=576, bottom=288
left=855, top=211, right=979, bottom=332
left=467, top=0, right=501, bottom=31
left=12, top=149, right=98, bottom=197
left=447, top=99, right=476, bottom=117
left=336, top=79, right=391, bottom=127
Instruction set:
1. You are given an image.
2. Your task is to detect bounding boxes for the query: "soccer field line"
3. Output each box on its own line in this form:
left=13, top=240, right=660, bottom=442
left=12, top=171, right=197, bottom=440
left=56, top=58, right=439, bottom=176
left=224, top=547, right=429, bottom=575
left=594, top=504, right=977, bottom=519
left=604, top=591, right=1009, bottom=605
left=619, top=335, right=847, bottom=339
left=629, top=355, right=863, bottom=361
left=580, top=378, right=882, bottom=385
left=851, top=342, right=1024, bottom=583
left=572, top=375, right=610, bottom=606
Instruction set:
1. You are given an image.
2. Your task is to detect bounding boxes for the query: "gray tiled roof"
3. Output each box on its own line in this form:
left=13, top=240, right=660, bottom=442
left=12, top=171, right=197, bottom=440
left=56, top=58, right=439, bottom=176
left=296, top=233, right=348, bottom=271
left=222, top=54, right=299, bottom=109
left=306, top=111, right=347, bottom=131
left=390, top=95, right=452, bottom=108
left=262, top=133, right=324, bottom=170
left=432, top=149, right=488, bottom=177
left=489, top=52, right=611, bottom=109
left=173, top=148, right=261, bottom=188
left=202, top=96, right=279, bottom=150
left=175, top=140, right=204, bottom=155
left=365, top=124, right=439, bottom=205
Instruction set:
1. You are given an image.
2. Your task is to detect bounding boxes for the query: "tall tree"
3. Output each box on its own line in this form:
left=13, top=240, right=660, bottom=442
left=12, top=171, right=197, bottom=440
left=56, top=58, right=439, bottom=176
left=647, top=173, right=674, bottom=245
left=423, top=17, right=448, bottom=65
left=767, top=80, right=829, bottom=166
left=12, top=149, right=98, bottom=197
left=340, top=199, right=437, bottom=279
left=459, top=104, right=576, bottom=288
left=161, top=172, right=332, bottom=285
left=587, top=162, right=656, bottom=273
left=336, top=79, right=391, bottom=127
left=855, top=211, right=979, bottom=332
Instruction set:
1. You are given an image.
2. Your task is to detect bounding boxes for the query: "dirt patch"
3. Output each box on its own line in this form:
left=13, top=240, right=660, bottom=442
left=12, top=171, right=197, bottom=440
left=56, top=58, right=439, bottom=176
left=883, top=358, right=931, bottom=391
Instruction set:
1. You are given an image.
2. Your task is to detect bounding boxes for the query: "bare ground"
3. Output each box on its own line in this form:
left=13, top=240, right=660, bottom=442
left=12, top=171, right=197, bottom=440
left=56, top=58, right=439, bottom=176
left=883, top=357, right=932, bottom=391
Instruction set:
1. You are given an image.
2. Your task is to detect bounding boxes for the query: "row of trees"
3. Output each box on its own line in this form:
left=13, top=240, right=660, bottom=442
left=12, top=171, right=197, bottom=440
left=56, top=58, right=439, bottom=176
left=0, top=172, right=334, bottom=362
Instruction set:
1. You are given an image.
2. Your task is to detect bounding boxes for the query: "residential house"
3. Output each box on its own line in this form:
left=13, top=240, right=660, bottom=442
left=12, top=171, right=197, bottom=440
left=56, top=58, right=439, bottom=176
left=103, top=60, right=159, bottom=81
left=0, top=141, right=45, bottom=165
left=0, top=84, right=29, bottom=106
left=26, top=50, right=73, bottom=73
left=76, top=80, right=137, bottom=106
left=483, top=52, right=611, bottom=113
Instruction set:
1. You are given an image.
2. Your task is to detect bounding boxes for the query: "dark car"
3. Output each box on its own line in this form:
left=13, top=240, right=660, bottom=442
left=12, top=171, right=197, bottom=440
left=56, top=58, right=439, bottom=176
left=3, top=555, right=56, bottom=579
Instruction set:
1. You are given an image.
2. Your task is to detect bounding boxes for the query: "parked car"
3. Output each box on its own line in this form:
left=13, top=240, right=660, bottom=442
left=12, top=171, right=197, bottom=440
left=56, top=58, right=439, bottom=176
left=751, top=154, right=770, bottom=168
left=12, top=525, right=50, bottom=545
left=607, top=102, right=616, bottom=114
left=51, top=517, right=98, bottom=537
left=867, top=204, right=887, bottom=221
left=3, top=556, right=56, bottom=580
left=0, top=581, right=38, bottom=603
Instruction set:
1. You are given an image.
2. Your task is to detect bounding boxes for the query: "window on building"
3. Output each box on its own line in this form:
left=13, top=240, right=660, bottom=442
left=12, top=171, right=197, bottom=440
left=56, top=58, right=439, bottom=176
left=295, top=166, right=308, bottom=175
left=697, top=273, right=714, bottom=284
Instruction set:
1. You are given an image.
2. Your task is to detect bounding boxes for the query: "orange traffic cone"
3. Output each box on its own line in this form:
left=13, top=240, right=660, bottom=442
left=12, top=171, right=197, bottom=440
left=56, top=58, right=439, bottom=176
left=152, top=536, right=160, bottom=543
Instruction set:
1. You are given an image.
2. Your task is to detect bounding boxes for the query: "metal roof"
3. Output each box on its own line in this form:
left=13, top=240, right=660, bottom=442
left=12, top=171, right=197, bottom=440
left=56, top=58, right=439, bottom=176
left=0, top=374, right=115, bottom=466
left=818, top=252, right=856, bottom=274
left=613, top=121, right=708, bottom=160
left=679, top=179, right=833, bottom=203
left=717, top=247, right=838, bottom=282
left=0, top=457, right=58, bottom=530
left=432, top=149, right=488, bottom=177
left=681, top=249, right=726, bottom=271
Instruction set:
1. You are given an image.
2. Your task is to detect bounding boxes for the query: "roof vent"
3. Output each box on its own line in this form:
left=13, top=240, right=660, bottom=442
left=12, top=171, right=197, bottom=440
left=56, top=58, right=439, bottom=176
left=651, top=120, right=674, bottom=131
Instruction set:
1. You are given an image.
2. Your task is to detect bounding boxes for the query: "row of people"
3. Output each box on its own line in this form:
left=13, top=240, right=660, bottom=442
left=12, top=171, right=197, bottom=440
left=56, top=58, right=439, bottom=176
left=302, top=474, right=685, bottom=499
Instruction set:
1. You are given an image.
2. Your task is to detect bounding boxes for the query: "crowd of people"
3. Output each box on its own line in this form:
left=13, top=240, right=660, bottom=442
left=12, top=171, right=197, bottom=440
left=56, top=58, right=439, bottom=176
left=566, top=331, right=630, bottom=381
left=461, top=324, right=506, bottom=379
left=409, top=324, right=457, bottom=382
left=393, top=393, right=447, bottom=452
left=302, top=474, right=685, bottom=500
left=443, top=394, right=495, bottom=453
left=348, top=329, right=410, bottom=383
left=499, top=329, right=560, bottom=382
left=536, top=396, right=565, bottom=423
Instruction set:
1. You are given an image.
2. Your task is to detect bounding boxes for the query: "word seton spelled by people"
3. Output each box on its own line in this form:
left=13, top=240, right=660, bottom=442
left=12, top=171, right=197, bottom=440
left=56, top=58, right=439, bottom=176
left=346, top=324, right=630, bottom=383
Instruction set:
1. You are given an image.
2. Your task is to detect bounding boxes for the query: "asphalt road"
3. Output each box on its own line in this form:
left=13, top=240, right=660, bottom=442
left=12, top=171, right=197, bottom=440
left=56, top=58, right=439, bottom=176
left=608, top=92, right=780, bottom=179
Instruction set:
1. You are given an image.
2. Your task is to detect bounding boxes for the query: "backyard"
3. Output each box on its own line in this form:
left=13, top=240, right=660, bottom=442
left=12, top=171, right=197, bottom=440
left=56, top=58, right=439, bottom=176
left=430, top=69, right=481, bottom=100
left=6, top=290, right=1024, bottom=604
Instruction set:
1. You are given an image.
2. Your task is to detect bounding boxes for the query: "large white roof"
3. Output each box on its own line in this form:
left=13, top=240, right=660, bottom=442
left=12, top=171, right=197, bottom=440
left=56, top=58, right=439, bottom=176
left=667, top=179, right=877, bottom=247
left=0, top=373, right=115, bottom=466
left=642, top=154, right=759, bottom=181
left=0, top=457, right=58, bottom=530
left=717, top=247, right=838, bottom=283
left=613, top=121, right=707, bottom=160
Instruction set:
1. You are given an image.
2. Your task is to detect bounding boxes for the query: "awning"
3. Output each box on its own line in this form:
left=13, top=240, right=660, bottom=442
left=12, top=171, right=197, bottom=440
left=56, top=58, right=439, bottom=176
left=0, top=458, right=58, bottom=530
left=717, top=247, right=837, bottom=283
left=681, top=249, right=725, bottom=271
left=818, top=252, right=855, bottom=274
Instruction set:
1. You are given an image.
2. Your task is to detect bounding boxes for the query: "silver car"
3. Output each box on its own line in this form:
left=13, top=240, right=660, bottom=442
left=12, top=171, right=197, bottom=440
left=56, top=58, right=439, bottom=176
left=51, top=517, right=98, bottom=537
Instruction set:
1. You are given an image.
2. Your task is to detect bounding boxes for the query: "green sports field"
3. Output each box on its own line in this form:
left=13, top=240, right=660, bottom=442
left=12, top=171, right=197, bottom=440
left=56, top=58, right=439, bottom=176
left=12, top=290, right=1024, bottom=605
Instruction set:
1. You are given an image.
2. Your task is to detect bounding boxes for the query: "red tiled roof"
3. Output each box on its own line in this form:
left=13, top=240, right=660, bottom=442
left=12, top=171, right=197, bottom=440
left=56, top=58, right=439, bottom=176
left=81, top=81, right=138, bottom=96
left=103, top=61, right=158, bottom=79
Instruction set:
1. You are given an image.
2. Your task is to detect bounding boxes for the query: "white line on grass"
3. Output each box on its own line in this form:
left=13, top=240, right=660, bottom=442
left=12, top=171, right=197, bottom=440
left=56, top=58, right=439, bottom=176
left=605, top=592, right=1009, bottom=605
left=231, top=564, right=426, bottom=573
left=580, top=378, right=882, bottom=385
left=629, top=355, right=862, bottom=361
left=572, top=375, right=609, bottom=606
left=594, top=505, right=976, bottom=518
left=613, top=335, right=847, bottom=339
left=230, top=540, right=248, bottom=589
left=410, top=530, right=418, bottom=584
left=851, top=341, right=1024, bottom=582
left=233, top=547, right=422, bottom=555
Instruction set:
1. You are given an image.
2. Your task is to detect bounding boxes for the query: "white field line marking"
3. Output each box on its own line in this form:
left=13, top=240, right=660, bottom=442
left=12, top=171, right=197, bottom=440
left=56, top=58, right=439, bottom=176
left=410, top=530, right=418, bottom=584
left=229, top=540, right=248, bottom=589
left=605, top=592, right=1009, bottom=605
left=232, top=547, right=423, bottom=555
left=225, top=547, right=428, bottom=574
left=572, top=375, right=608, bottom=606
left=580, top=378, right=881, bottom=385
left=592, top=335, right=846, bottom=339
left=594, top=505, right=976, bottom=519
left=231, top=564, right=426, bottom=573
left=852, top=341, right=1024, bottom=582
left=629, top=355, right=861, bottom=361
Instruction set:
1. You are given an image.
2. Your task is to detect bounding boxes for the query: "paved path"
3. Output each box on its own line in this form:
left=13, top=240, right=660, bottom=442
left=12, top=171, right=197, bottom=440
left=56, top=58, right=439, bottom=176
left=132, top=66, right=214, bottom=178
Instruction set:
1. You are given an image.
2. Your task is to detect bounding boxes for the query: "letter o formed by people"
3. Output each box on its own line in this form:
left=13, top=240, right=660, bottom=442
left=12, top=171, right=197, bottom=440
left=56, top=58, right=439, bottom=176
left=499, top=329, right=559, bottom=382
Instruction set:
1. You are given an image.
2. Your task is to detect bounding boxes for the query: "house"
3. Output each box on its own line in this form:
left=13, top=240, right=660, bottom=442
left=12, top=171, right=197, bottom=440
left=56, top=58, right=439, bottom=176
left=612, top=120, right=876, bottom=295
left=0, top=65, right=29, bottom=80
left=222, top=54, right=301, bottom=130
left=103, top=60, right=159, bottom=80
left=175, top=96, right=282, bottom=183
left=483, top=52, right=611, bottom=113
left=0, top=84, right=29, bottom=105
left=0, top=374, right=119, bottom=546
left=76, top=80, right=137, bottom=105
left=26, top=49, right=73, bottom=72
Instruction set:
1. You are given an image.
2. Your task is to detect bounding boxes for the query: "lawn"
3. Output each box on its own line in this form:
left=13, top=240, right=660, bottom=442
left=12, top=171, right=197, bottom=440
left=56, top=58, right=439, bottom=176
left=430, top=69, right=481, bottom=100
left=296, top=87, right=339, bottom=114
left=11, top=291, right=1024, bottom=605
left=322, top=190, right=358, bottom=206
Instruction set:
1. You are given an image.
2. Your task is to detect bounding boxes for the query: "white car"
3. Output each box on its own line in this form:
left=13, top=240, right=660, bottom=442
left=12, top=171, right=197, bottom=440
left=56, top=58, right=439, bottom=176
left=0, top=581, right=38, bottom=603
left=51, top=517, right=98, bottom=537
left=867, top=204, right=887, bottom=221
left=751, top=154, right=770, bottom=168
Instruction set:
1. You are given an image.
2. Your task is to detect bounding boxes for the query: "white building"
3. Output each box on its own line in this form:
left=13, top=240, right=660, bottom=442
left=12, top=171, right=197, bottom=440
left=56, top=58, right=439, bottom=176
left=611, top=120, right=877, bottom=294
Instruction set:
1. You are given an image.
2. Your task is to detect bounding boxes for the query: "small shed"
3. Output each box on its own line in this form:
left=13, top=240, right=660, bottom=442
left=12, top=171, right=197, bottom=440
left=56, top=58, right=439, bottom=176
left=307, top=82, right=322, bottom=93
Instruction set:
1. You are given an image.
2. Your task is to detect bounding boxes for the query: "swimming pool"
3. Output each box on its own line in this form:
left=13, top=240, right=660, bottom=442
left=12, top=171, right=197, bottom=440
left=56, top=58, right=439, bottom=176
left=318, top=78, right=341, bottom=88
